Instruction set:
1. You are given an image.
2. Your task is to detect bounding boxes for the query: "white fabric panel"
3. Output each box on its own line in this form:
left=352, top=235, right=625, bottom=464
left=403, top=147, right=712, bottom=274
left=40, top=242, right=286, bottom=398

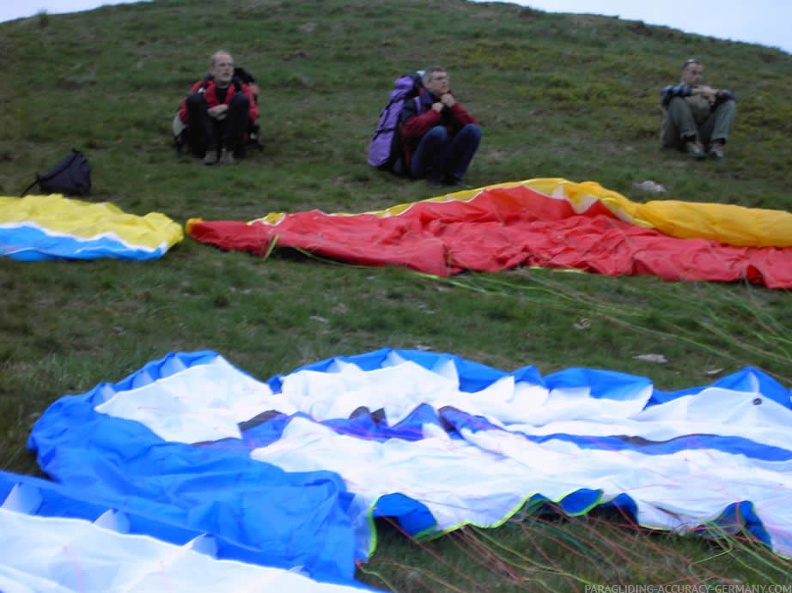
left=0, top=508, right=366, bottom=593
left=512, top=387, right=792, bottom=451
left=249, top=413, right=792, bottom=557
left=95, top=357, right=278, bottom=442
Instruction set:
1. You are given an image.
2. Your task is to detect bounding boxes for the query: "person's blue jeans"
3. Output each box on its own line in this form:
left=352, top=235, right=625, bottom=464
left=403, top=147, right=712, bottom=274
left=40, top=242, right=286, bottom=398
left=410, top=123, right=482, bottom=184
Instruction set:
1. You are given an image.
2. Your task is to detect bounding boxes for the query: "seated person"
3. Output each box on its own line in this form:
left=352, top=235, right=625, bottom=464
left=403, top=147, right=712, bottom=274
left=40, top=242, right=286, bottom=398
left=660, top=58, right=737, bottom=160
left=176, top=50, right=259, bottom=165
left=399, top=66, right=482, bottom=188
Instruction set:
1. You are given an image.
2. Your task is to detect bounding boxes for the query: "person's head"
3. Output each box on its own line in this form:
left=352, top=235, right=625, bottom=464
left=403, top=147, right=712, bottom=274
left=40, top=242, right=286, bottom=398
left=209, top=50, right=235, bottom=87
left=423, top=66, right=450, bottom=97
left=680, top=58, right=703, bottom=85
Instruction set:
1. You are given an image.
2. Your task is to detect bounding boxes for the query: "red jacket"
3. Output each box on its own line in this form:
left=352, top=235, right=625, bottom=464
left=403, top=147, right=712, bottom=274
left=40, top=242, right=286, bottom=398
left=399, top=89, right=478, bottom=168
left=179, top=78, right=258, bottom=124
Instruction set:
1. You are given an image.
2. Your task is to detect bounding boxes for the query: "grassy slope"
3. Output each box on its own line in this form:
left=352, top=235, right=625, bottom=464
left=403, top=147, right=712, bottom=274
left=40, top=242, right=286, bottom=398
left=1, top=0, right=792, bottom=589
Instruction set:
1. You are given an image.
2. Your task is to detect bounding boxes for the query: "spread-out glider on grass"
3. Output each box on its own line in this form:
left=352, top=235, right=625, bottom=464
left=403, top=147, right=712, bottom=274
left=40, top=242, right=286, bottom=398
left=0, top=194, right=183, bottom=261
left=13, top=349, right=792, bottom=590
left=187, top=179, right=792, bottom=287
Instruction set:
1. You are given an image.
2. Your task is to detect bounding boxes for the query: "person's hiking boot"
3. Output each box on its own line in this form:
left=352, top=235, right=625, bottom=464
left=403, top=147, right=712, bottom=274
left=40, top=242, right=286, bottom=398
left=220, top=148, right=235, bottom=165
left=708, top=140, right=726, bottom=160
left=203, top=148, right=219, bottom=166
left=684, top=139, right=706, bottom=160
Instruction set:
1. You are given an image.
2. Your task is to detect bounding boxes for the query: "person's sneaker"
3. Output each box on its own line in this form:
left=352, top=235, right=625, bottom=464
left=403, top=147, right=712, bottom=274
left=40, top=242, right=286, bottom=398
left=684, top=140, right=706, bottom=160
left=220, top=148, right=235, bottom=165
left=445, top=178, right=472, bottom=189
left=203, top=149, right=219, bottom=166
left=708, top=141, right=725, bottom=160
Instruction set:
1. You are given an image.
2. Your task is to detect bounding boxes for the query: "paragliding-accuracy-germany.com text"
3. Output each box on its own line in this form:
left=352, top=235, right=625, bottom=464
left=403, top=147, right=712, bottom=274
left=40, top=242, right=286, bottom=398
left=585, top=585, right=792, bottom=593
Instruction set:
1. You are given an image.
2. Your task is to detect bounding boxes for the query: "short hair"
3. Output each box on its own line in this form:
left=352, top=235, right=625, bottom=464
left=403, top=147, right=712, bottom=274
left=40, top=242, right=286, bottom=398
left=209, top=50, right=233, bottom=69
left=422, top=66, right=447, bottom=85
left=682, top=58, right=700, bottom=71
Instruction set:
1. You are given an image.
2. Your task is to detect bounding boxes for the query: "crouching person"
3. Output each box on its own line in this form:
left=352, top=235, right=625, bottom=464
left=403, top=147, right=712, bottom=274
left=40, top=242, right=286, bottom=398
left=177, top=50, right=258, bottom=165
left=399, top=66, right=482, bottom=189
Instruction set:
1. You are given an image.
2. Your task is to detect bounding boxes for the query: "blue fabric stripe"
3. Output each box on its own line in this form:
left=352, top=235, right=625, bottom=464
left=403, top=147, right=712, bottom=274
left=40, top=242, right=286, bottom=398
left=1, top=225, right=167, bottom=261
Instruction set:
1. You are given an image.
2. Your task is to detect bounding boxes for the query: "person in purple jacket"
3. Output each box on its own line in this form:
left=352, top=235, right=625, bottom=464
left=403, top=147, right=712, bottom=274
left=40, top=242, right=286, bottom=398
left=660, top=58, right=736, bottom=160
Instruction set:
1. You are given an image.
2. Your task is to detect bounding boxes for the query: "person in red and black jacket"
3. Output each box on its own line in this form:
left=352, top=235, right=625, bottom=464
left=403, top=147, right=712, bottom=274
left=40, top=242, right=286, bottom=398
left=399, top=66, right=482, bottom=189
left=178, top=50, right=259, bottom=166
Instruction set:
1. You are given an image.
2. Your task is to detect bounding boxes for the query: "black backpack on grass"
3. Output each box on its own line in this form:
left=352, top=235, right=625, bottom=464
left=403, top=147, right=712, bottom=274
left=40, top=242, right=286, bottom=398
left=21, top=149, right=92, bottom=197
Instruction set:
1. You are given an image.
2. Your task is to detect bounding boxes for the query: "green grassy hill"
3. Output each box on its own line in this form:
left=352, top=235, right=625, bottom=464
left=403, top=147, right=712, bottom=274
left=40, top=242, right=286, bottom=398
left=1, top=0, right=792, bottom=589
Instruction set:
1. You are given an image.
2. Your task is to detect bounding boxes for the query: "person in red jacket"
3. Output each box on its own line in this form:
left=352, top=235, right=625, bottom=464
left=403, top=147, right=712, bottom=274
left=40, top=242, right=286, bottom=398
left=178, top=50, right=259, bottom=166
left=399, top=67, right=482, bottom=189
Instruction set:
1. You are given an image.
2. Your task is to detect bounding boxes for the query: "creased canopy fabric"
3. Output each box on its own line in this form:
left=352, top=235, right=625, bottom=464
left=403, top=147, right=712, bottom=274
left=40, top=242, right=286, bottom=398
left=187, top=179, right=792, bottom=287
left=14, top=349, right=792, bottom=591
left=0, top=194, right=183, bottom=261
left=0, top=472, right=372, bottom=593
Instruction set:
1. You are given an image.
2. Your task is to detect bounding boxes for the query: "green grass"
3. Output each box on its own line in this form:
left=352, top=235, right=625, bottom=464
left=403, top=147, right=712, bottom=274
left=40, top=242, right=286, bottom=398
left=2, top=0, right=792, bottom=589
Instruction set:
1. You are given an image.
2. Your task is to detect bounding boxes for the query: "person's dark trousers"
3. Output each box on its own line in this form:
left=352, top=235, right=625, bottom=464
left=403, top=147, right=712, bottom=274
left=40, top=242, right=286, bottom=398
left=184, top=92, right=251, bottom=156
left=410, top=124, right=482, bottom=184
left=221, top=93, right=251, bottom=155
left=184, top=92, right=215, bottom=156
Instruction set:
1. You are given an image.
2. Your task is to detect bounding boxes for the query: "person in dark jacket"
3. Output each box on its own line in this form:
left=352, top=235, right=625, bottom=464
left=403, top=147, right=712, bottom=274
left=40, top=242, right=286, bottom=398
left=399, top=67, right=482, bottom=188
left=178, top=50, right=259, bottom=166
left=660, top=58, right=736, bottom=160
